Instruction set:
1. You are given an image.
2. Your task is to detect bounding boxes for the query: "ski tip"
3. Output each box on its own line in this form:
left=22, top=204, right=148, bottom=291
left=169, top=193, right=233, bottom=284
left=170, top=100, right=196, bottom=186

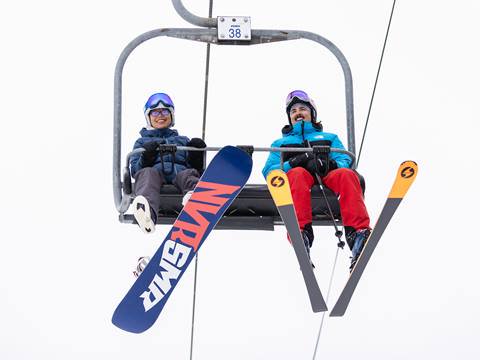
left=388, top=160, right=418, bottom=199
left=266, top=170, right=293, bottom=207
left=401, top=160, right=418, bottom=167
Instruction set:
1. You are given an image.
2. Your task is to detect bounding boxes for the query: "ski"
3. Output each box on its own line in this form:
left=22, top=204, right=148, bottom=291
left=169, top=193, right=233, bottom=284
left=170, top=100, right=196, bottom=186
left=330, top=161, right=418, bottom=317
left=267, top=169, right=328, bottom=312
left=112, top=146, right=253, bottom=333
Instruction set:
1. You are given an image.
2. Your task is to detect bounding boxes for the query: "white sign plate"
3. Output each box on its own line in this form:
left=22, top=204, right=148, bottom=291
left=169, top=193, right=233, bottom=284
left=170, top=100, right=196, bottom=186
left=217, top=16, right=251, bottom=41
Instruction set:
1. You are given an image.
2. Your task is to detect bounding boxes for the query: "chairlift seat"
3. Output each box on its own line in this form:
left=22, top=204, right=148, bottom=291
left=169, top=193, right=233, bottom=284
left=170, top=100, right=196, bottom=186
left=119, top=183, right=341, bottom=231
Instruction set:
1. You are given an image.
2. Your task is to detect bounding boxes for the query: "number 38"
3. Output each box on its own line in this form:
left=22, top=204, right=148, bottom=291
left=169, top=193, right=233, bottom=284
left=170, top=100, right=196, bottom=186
left=228, top=28, right=241, bottom=38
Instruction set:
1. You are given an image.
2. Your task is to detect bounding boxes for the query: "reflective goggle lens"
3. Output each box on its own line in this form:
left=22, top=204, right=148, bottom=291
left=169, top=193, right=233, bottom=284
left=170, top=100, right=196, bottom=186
left=285, top=90, right=311, bottom=106
left=146, top=93, right=174, bottom=110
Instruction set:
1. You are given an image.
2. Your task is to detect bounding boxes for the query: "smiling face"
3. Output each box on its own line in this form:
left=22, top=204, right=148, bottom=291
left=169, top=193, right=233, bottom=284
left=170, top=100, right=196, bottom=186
left=289, top=102, right=312, bottom=125
left=149, top=108, right=172, bottom=129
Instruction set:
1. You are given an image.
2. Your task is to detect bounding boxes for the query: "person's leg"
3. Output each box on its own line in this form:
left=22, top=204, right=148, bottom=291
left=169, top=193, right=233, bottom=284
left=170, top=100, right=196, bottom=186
left=286, top=167, right=316, bottom=259
left=133, top=167, right=164, bottom=233
left=322, top=168, right=371, bottom=270
left=173, top=168, right=200, bottom=192
left=286, top=167, right=315, bottom=230
left=173, top=168, right=201, bottom=205
left=322, top=168, right=370, bottom=231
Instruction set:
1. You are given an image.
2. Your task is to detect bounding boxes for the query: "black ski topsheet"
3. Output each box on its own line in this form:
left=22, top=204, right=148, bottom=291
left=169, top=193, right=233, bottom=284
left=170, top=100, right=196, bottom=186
left=267, top=169, right=328, bottom=312
left=330, top=161, right=418, bottom=317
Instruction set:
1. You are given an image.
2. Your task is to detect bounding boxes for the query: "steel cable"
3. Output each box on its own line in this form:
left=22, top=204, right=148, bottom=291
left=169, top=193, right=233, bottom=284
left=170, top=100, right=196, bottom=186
left=312, top=246, right=341, bottom=360
left=189, top=1, right=214, bottom=359
left=357, top=0, right=397, bottom=166
left=313, top=2, right=398, bottom=357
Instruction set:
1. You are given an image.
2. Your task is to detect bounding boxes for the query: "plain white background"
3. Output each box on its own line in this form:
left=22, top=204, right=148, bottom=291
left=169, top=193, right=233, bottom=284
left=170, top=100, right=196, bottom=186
left=1, top=0, right=479, bottom=359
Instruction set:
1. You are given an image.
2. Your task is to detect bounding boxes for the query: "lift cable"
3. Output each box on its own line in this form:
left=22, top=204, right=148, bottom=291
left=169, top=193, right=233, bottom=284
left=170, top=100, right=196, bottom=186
left=357, top=0, right=397, bottom=167
left=189, top=1, right=214, bottom=360
left=312, top=246, right=342, bottom=360
left=313, top=2, right=398, bottom=358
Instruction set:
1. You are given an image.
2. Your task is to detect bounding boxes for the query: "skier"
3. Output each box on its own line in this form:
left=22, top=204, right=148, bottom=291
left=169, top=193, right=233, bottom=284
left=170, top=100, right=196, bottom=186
left=262, top=90, right=371, bottom=270
left=129, top=92, right=206, bottom=234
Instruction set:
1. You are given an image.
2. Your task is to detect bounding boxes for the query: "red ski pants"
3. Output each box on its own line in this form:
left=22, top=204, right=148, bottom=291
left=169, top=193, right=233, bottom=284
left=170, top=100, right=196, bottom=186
left=286, top=167, right=370, bottom=231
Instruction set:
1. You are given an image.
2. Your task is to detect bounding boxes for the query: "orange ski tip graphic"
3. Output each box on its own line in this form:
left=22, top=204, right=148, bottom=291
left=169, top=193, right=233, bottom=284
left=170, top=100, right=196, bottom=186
left=267, top=170, right=293, bottom=206
left=388, top=161, right=418, bottom=198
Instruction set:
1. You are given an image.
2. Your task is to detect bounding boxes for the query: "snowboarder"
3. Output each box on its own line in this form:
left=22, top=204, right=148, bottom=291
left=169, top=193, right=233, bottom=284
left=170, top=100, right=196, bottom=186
left=129, top=92, right=206, bottom=234
left=262, top=90, right=371, bottom=270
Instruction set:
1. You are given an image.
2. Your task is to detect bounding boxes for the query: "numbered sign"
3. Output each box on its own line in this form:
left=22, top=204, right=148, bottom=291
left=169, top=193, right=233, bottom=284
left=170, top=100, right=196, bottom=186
left=217, top=16, right=251, bottom=41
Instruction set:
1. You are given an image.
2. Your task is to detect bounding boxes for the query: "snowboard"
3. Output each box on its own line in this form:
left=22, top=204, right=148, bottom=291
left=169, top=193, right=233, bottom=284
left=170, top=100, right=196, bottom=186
left=112, top=146, right=253, bottom=333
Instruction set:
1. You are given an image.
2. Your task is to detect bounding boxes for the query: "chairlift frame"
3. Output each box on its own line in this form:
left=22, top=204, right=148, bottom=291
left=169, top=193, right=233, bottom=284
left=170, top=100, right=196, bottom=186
left=113, top=0, right=358, bottom=230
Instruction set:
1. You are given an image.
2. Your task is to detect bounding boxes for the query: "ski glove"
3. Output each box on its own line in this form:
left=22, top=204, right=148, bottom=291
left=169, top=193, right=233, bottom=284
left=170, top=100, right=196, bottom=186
left=187, top=138, right=207, bottom=172
left=288, top=152, right=314, bottom=169
left=305, top=158, right=338, bottom=177
left=141, top=141, right=161, bottom=167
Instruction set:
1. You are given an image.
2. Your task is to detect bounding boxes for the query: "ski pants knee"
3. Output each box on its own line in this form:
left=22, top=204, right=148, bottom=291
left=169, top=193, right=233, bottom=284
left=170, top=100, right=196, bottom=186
left=134, top=167, right=201, bottom=216
left=286, top=167, right=370, bottom=231
left=322, top=168, right=370, bottom=230
left=286, top=167, right=314, bottom=231
left=173, top=168, right=201, bottom=194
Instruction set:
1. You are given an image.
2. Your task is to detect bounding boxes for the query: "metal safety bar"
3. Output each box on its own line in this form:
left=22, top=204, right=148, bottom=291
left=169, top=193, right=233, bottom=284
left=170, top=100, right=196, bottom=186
left=125, top=145, right=356, bottom=167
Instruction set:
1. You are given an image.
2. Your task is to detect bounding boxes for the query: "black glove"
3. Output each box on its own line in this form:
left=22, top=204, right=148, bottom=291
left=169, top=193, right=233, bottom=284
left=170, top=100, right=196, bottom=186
left=305, top=157, right=338, bottom=177
left=188, top=138, right=207, bottom=148
left=141, top=141, right=160, bottom=167
left=187, top=138, right=207, bottom=172
left=288, top=152, right=314, bottom=168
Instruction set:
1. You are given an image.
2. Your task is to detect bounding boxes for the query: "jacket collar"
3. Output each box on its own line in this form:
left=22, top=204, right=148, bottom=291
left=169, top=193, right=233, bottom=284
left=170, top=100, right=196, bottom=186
left=281, top=121, right=323, bottom=136
left=140, top=127, right=179, bottom=138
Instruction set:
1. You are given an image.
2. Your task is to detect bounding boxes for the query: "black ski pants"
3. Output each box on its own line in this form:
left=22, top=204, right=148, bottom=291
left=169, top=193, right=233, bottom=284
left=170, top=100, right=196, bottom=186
left=133, top=167, right=200, bottom=218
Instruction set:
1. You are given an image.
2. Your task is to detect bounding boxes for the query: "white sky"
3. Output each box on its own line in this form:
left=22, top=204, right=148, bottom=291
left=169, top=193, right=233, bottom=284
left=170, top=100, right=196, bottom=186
left=1, top=0, right=479, bottom=359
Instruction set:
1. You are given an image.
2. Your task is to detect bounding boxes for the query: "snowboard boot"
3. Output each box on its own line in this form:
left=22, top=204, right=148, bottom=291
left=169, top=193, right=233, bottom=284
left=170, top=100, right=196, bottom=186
left=133, top=256, right=151, bottom=278
left=348, top=228, right=371, bottom=272
left=132, top=195, right=156, bottom=234
left=182, top=190, right=194, bottom=206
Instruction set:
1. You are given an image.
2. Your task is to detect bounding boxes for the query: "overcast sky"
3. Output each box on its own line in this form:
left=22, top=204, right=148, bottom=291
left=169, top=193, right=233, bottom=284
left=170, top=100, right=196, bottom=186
left=1, top=0, right=479, bottom=359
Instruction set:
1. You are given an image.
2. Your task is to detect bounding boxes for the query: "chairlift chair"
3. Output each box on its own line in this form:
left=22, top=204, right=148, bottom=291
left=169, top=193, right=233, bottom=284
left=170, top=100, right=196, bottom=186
left=113, top=0, right=360, bottom=231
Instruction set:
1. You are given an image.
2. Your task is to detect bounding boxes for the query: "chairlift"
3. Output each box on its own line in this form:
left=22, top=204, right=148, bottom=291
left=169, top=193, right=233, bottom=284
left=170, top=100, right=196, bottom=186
left=113, top=0, right=360, bottom=231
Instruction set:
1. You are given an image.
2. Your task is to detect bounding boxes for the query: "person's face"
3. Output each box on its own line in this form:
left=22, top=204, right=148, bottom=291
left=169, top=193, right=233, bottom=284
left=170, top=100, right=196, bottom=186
left=289, top=103, right=312, bottom=125
left=149, top=108, right=172, bottom=129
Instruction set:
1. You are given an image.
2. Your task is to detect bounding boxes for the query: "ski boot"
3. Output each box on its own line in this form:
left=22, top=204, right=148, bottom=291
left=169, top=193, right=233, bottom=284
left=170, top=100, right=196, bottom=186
left=301, top=223, right=315, bottom=268
left=348, top=228, right=371, bottom=272
left=133, top=256, right=151, bottom=278
left=132, top=195, right=156, bottom=234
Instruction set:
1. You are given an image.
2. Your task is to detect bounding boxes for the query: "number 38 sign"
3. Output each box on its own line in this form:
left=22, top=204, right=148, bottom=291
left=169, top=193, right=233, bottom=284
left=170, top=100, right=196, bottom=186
left=217, top=16, right=251, bottom=41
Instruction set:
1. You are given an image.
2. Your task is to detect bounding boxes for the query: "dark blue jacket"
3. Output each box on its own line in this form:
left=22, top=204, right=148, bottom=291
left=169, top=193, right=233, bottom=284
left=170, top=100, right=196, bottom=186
left=130, top=127, right=190, bottom=182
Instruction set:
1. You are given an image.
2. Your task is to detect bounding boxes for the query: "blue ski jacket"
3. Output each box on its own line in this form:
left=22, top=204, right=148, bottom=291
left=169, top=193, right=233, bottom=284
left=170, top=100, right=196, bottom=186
left=130, top=127, right=190, bottom=182
left=262, top=121, right=352, bottom=178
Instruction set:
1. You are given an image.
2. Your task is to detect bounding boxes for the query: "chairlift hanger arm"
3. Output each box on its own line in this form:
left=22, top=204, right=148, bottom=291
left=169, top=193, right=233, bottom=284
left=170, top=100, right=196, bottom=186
left=172, top=0, right=216, bottom=28
left=171, top=0, right=355, bottom=153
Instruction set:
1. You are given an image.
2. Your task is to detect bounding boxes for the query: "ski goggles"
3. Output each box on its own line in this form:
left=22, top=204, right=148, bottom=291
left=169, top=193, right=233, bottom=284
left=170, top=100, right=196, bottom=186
left=150, top=108, right=171, bottom=117
left=285, top=90, right=312, bottom=108
left=145, top=93, right=174, bottom=112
